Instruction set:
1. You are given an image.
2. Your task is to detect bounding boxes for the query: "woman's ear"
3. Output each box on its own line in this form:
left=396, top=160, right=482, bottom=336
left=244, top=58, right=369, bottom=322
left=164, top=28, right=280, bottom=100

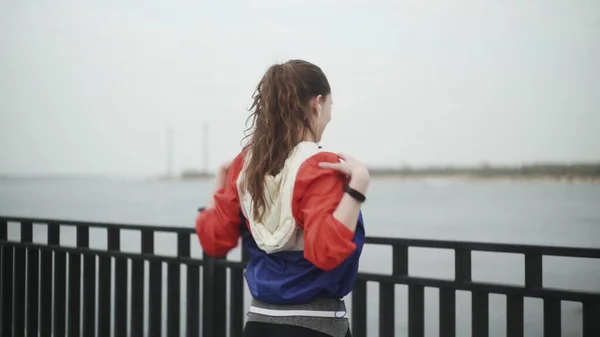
left=314, top=95, right=323, bottom=116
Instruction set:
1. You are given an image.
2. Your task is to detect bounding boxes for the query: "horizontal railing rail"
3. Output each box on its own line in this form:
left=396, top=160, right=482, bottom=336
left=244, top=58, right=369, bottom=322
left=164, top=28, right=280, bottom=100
left=1, top=216, right=599, bottom=337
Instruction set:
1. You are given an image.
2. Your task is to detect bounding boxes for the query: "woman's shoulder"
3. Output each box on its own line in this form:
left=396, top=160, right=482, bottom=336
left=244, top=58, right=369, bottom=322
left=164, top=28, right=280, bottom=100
left=300, top=151, right=342, bottom=170
left=227, top=147, right=250, bottom=178
left=295, top=151, right=345, bottom=187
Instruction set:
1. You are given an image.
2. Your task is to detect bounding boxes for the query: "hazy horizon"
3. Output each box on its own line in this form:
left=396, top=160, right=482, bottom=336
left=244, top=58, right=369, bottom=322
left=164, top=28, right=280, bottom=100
left=1, top=1, right=599, bottom=177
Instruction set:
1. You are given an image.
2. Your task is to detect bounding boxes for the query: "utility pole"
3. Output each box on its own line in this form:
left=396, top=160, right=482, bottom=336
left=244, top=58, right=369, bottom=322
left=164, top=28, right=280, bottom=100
left=166, top=127, right=174, bottom=178
left=202, top=123, right=209, bottom=174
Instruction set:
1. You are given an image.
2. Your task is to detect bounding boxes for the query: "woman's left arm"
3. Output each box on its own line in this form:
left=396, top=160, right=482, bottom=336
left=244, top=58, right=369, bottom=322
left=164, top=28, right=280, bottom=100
left=195, top=152, right=245, bottom=257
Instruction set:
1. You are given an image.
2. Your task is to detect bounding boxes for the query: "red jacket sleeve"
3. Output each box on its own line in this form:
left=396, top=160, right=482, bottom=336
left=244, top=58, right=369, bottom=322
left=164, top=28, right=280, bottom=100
left=195, top=152, right=245, bottom=257
left=293, top=152, right=357, bottom=271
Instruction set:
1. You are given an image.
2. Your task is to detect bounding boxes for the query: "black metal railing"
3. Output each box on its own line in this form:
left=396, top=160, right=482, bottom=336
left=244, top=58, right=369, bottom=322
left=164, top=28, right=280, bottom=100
left=1, top=216, right=599, bottom=337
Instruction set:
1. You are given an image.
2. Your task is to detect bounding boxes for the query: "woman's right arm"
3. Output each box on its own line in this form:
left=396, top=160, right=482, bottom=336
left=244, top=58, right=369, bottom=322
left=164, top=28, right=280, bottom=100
left=319, top=152, right=370, bottom=231
left=294, top=152, right=370, bottom=271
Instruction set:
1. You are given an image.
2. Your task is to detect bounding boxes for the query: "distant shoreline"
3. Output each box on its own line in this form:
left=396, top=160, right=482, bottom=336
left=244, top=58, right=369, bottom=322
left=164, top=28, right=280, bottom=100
left=3, top=163, right=599, bottom=183
left=170, top=174, right=599, bottom=184
left=367, top=173, right=600, bottom=184
left=176, top=163, right=600, bottom=183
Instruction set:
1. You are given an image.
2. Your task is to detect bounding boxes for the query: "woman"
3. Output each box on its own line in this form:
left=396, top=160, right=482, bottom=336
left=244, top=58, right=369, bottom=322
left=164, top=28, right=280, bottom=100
left=195, top=59, right=369, bottom=337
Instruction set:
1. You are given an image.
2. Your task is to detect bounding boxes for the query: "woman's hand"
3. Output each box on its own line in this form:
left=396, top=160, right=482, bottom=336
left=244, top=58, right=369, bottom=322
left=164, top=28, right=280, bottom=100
left=207, top=161, right=231, bottom=209
left=318, top=153, right=370, bottom=193
left=214, top=161, right=232, bottom=192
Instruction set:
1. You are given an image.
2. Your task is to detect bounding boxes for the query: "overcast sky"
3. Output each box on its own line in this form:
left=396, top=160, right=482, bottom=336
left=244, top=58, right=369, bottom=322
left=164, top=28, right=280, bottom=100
left=1, top=0, right=599, bottom=177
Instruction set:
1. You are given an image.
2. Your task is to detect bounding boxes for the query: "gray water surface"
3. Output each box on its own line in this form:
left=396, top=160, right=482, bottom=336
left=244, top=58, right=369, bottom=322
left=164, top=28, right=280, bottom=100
left=2, top=178, right=599, bottom=337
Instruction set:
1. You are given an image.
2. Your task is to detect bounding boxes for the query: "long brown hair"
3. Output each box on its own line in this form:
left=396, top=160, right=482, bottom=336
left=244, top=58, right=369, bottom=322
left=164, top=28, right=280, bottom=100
left=242, top=59, right=331, bottom=223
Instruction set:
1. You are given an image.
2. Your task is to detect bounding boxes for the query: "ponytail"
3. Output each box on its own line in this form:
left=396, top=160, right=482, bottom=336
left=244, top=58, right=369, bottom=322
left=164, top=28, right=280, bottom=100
left=242, top=60, right=330, bottom=223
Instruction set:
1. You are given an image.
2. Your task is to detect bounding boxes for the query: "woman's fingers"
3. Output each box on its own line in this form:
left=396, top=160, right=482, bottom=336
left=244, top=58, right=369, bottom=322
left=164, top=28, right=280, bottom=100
left=319, top=161, right=350, bottom=175
left=336, top=152, right=350, bottom=161
left=318, top=162, right=340, bottom=169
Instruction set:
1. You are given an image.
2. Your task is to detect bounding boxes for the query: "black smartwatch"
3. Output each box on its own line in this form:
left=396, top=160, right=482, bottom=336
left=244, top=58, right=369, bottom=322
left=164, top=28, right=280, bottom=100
left=344, top=185, right=366, bottom=203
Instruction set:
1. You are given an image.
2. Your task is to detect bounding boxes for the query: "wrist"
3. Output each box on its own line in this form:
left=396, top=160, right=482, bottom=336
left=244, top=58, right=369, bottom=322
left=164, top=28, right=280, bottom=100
left=348, top=173, right=370, bottom=194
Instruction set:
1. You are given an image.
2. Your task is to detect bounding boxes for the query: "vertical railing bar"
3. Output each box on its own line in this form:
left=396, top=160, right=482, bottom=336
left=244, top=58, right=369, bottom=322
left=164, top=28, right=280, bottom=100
left=82, top=250, right=96, bottom=337
left=21, top=221, right=33, bottom=242
left=178, top=232, right=200, bottom=337
left=472, top=290, right=489, bottom=337
left=379, top=282, right=395, bottom=337
left=81, top=225, right=95, bottom=337
left=130, top=257, right=144, bottom=337
left=166, top=262, right=180, bottom=337
left=24, top=221, right=40, bottom=337
left=50, top=223, right=67, bottom=337
left=543, top=299, right=561, bottom=337
left=97, top=226, right=113, bottom=337
left=229, top=266, right=244, bottom=337
left=202, top=253, right=228, bottom=337
left=130, top=229, right=145, bottom=337
left=439, top=287, right=456, bottom=337
left=39, top=223, right=54, bottom=337
left=0, top=219, right=6, bottom=335
left=408, top=285, right=424, bottom=337
left=351, top=279, right=367, bottom=337
left=13, top=245, right=25, bottom=337
left=186, top=263, right=200, bottom=337
left=67, top=225, right=87, bottom=337
left=506, top=295, right=524, bottom=337
left=455, top=249, right=471, bottom=282
left=214, top=257, right=227, bottom=337
left=582, top=302, right=600, bottom=337
left=110, top=227, right=127, bottom=337
left=145, top=230, right=161, bottom=337
left=1, top=243, right=13, bottom=337
left=167, top=233, right=186, bottom=337
left=13, top=221, right=31, bottom=337
left=202, top=254, right=216, bottom=337
left=525, top=254, right=542, bottom=288
left=392, top=245, right=408, bottom=276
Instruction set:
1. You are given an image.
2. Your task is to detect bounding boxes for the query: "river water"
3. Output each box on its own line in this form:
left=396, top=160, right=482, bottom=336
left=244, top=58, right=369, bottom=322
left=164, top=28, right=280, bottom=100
left=1, top=178, right=599, bottom=337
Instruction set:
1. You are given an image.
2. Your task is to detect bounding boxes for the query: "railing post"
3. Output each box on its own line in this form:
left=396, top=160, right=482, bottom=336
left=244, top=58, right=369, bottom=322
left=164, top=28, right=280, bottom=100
left=454, top=249, right=472, bottom=337
left=39, top=223, right=56, bottom=336
left=439, top=287, right=456, bottom=337
left=543, top=299, right=561, bottom=337
left=111, top=227, right=128, bottom=337
left=67, top=225, right=87, bottom=337
left=525, top=254, right=542, bottom=288
left=455, top=249, right=471, bottom=282
left=145, top=230, right=162, bottom=337
left=12, top=222, right=31, bottom=337
left=81, top=225, right=96, bottom=337
left=185, top=234, right=201, bottom=337
left=166, top=233, right=186, bottom=337
left=50, top=223, right=66, bottom=337
left=130, top=229, right=146, bottom=337
left=1, top=220, right=13, bottom=337
left=385, top=245, right=402, bottom=337
left=582, top=302, right=600, bottom=337
left=393, top=245, right=408, bottom=276
left=506, top=295, right=524, bottom=337
left=23, top=222, right=38, bottom=337
left=0, top=220, right=6, bottom=336
left=472, top=290, right=489, bottom=337
left=202, top=253, right=227, bottom=337
left=229, top=248, right=246, bottom=337
left=352, top=279, right=367, bottom=337
left=98, top=227, right=117, bottom=336
left=408, top=285, right=425, bottom=337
